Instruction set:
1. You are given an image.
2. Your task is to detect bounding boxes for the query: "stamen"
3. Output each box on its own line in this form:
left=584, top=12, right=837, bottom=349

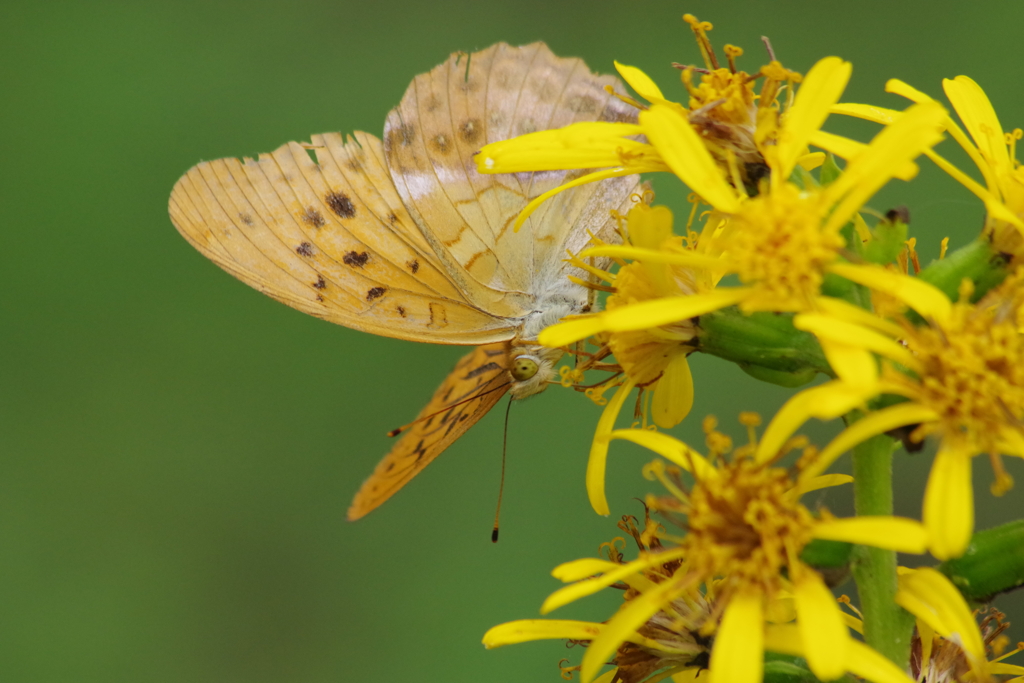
left=683, top=14, right=719, bottom=70
left=761, top=36, right=777, bottom=62
left=940, top=236, right=949, bottom=259
left=987, top=451, right=1014, bottom=496
left=603, top=83, right=647, bottom=110
left=724, top=44, right=743, bottom=74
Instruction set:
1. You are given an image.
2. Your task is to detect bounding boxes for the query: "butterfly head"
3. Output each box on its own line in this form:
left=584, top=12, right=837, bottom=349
left=508, top=344, right=563, bottom=400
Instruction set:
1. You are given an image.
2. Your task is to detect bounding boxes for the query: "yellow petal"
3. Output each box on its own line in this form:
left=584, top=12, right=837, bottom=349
left=763, top=623, right=802, bottom=655
left=608, top=429, right=716, bottom=480
left=896, top=568, right=986, bottom=666
left=581, top=577, right=683, bottom=683
left=794, top=569, right=849, bottom=681
left=476, top=121, right=646, bottom=172
left=652, top=352, right=694, bottom=428
left=599, top=289, right=750, bottom=333
left=824, top=100, right=946, bottom=234
left=813, top=296, right=905, bottom=338
left=641, top=104, right=742, bottom=213
left=756, top=381, right=875, bottom=463
left=614, top=61, right=665, bottom=102
left=514, top=166, right=658, bottom=233
left=587, top=378, right=636, bottom=516
left=831, top=102, right=901, bottom=125
left=924, top=446, right=974, bottom=560
left=794, top=313, right=919, bottom=372
left=810, top=130, right=917, bottom=181
left=543, top=548, right=688, bottom=614
left=788, top=473, right=853, bottom=499
left=942, top=76, right=1011, bottom=174
left=483, top=619, right=604, bottom=648
left=580, top=245, right=724, bottom=271
left=551, top=558, right=620, bottom=582
left=812, top=516, right=929, bottom=553
left=827, top=262, right=952, bottom=324
left=539, top=315, right=609, bottom=348
left=805, top=402, right=941, bottom=479
left=885, top=78, right=937, bottom=104
left=709, top=593, right=764, bottom=683
left=817, top=338, right=878, bottom=387
left=842, top=638, right=917, bottom=683
left=777, top=57, right=852, bottom=181
left=798, top=152, right=826, bottom=170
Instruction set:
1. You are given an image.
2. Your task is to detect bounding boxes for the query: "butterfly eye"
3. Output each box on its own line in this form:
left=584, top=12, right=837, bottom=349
left=510, top=356, right=539, bottom=382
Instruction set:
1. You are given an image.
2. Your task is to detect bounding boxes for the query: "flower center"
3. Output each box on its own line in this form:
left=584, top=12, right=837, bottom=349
left=726, top=183, right=844, bottom=310
left=683, top=458, right=815, bottom=593
left=894, top=306, right=1024, bottom=451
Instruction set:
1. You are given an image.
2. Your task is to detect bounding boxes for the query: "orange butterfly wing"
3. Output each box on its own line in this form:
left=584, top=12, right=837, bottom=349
left=169, top=132, right=516, bottom=345
left=346, top=342, right=511, bottom=520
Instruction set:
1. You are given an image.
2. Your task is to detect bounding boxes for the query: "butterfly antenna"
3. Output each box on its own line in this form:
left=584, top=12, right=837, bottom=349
left=386, top=381, right=511, bottom=437
left=492, top=395, right=513, bottom=543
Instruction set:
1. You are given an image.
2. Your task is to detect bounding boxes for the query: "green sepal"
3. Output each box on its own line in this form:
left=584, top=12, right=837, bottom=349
left=763, top=660, right=822, bottom=683
left=801, top=538, right=854, bottom=569
left=697, top=308, right=832, bottom=378
left=863, top=208, right=909, bottom=265
left=820, top=270, right=869, bottom=308
left=938, top=520, right=1024, bottom=602
left=917, top=239, right=1008, bottom=302
left=819, top=154, right=843, bottom=186
left=739, top=363, right=818, bottom=387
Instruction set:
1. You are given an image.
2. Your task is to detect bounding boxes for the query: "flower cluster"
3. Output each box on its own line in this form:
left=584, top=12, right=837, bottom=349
left=477, top=14, right=1024, bottom=683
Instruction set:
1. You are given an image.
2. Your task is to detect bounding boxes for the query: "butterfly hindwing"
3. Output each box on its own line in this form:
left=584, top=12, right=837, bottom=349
left=346, top=342, right=511, bottom=520
left=169, top=132, right=516, bottom=344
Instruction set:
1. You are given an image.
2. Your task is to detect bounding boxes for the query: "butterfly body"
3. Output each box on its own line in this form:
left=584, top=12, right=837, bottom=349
left=169, top=42, right=640, bottom=520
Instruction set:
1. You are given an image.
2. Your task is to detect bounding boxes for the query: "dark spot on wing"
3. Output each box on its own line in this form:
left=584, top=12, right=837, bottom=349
left=301, top=207, right=326, bottom=228
left=430, top=133, right=451, bottom=154
left=343, top=251, right=369, bottom=267
left=315, top=294, right=325, bottom=302
left=366, top=286, right=386, bottom=301
left=396, top=305, right=406, bottom=317
left=407, top=259, right=419, bottom=274
left=424, top=94, right=441, bottom=112
left=464, top=362, right=501, bottom=379
left=567, top=94, right=599, bottom=114
left=325, top=191, right=356, bottom=218
left=387, top=212, right=398, bottom=224
left=313, top=275, right=327, bottom=290
left=238, top=212, right=254, bottom=226
left=458, top=119, right=481, bottom=144
left=385, top=123, right=416, bottom=151
left=296, top=242, right=314, bottom=257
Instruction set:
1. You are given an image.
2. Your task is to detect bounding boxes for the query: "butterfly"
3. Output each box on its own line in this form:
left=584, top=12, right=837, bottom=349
left=168, top=42, right=640, bottom=520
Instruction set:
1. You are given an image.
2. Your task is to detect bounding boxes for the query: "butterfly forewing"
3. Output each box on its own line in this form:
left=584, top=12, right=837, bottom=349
left=384, top=42, right=638, bottom=315
left=169, top=132, right=516, bottom=344
left=346, top=342, right=511, bottom=520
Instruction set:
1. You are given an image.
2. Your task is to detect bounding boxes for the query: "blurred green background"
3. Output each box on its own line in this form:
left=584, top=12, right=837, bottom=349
left=2, top=1, right=1023, bottom=681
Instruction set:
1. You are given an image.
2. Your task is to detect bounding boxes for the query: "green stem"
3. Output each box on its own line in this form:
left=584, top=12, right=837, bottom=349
left=850, top=433, right=914, bottom=668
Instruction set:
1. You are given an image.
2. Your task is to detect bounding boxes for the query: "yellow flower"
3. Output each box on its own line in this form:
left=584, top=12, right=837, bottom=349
left=559, top=200, right=725, bottom=432
left=476, top=16, right=893, bottom=232
left=536, top=98, right=947, bottom=371
left=835, top=76, right=1024, bottom=256
left=484, top=415, right=927, bottom=683
left=894, top=567, right=1024, bottom=683
left=757, top=268, right=1024, bottom=559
